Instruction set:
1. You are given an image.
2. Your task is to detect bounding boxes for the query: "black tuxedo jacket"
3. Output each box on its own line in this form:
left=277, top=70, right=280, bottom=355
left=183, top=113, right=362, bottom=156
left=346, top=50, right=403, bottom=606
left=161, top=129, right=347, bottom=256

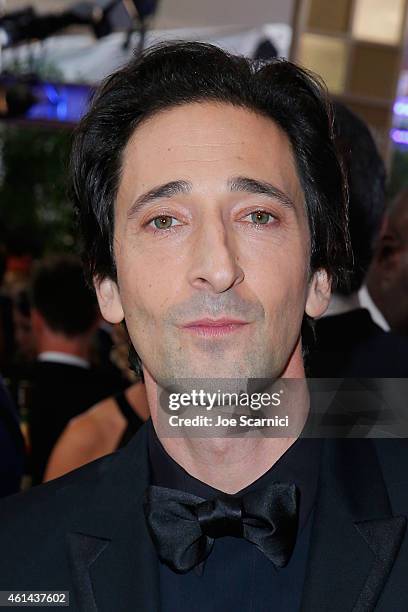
left=308, top=308, right=408, bottom=377
left=0, top=424, right=407, bottom=611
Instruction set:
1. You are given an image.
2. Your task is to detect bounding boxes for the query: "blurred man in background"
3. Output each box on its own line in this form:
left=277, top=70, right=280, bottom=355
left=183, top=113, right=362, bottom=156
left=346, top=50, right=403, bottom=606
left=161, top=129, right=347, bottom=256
left=0, top=242, right=14, bottom=371
left=309, top=102, right=408, bottom=377
left=44, top=323, right=149, bottom=481
left=364, top=188, right=408, bottom=336
left=28, top=254, right=121, bottom=484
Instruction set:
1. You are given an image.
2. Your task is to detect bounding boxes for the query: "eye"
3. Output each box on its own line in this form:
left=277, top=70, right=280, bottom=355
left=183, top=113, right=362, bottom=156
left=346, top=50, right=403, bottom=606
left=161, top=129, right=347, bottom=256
left=245, top=211, right=276, bottom=225
left=149, top=215, right=180, bottom=230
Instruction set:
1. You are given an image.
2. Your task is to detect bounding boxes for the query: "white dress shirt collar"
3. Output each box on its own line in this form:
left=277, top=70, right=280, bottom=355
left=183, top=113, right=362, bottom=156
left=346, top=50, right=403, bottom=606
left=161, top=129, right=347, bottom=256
left=38, top=351, right=90, bottom=369
left=358, top=285, right=390, bottom=332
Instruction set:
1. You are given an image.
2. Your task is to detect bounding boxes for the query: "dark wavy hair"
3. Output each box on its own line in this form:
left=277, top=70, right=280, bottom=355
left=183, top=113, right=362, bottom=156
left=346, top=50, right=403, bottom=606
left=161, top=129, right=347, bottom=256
left=71, top=41, right=352, bottom=292
left=332, top=102, right=385, bottom=295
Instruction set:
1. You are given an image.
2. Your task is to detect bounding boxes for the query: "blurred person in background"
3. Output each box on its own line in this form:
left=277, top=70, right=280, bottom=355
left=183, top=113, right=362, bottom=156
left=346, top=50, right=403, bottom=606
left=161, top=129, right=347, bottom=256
left=45, top=323, right=149, bottom=481
left=363, top=188, right=408, bottom=336
left=0, top=376, right=25, bottom=498
left=1, top=288, right=37, bottom=431
left=308, top=102, right=408, bottom=377
left=0, top=242, right=14, bottom=371
left=28, top=254, right=123, bottom=485
left=13, top=289, right=36, bottom=363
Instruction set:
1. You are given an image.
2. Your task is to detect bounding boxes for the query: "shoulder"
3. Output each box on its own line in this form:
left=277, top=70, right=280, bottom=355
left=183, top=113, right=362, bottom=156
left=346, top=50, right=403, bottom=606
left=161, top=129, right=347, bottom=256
left=0, top=454, right=117, bottom=578
left=0, top=422, right=149, bottom=532
left=0, top=452, right=116, bottom=527
left=0, top=418, right=150, bottom=590
left=0, top=424, right=149, bottom=584
left=53, top=395, right=125, bottom=450
left=44, top=396, right=125, bottom=477
left=69, top=395, right=125, bottom=438
left=65, top=394, right=126, bottom=454
left=0, top=454, right=117, bottom=588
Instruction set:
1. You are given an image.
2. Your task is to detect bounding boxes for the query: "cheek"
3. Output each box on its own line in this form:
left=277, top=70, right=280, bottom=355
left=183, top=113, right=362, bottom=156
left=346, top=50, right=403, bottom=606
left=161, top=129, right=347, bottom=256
left=116, top=219, right=193, bottom=299
left=119, top=269, right=160, bottom=321
left=116, top=248, right=180, bottom=326
left=244, top=238, right=309, bottom=307
left=246, top=257, right=309, bottom=345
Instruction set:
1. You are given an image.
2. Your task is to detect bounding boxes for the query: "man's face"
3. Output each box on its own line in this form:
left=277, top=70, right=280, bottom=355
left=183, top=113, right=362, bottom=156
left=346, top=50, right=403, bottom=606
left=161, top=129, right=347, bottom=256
left=96, top=102, right=329, bottom=384
left=383, top=205, right=408, bottom=334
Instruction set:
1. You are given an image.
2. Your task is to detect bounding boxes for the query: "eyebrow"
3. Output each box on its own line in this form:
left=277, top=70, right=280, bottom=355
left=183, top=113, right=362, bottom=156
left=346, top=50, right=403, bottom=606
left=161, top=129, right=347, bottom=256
left=127, top=175, right=294, bottom=219
left=228, top=176, right=295, bottom=209
left=127, top=180, right=192, bottom=218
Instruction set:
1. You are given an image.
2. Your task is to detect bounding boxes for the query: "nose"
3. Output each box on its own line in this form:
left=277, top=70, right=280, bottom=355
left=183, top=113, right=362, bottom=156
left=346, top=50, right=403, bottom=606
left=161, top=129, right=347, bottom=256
left=187, top=216, right=244, bottom=293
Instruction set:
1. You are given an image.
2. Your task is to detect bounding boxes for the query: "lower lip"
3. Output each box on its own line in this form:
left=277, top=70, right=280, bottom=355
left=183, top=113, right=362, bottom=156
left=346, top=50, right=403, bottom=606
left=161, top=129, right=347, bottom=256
left=182, top=323, right=249, bottom=337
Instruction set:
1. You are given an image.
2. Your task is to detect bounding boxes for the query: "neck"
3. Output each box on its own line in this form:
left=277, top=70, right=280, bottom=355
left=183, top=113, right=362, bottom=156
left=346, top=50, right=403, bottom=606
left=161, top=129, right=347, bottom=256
left=36, top=330, right=92, bottom=361
left=144, top=344, right=309, bottom=494
left=158, top=435, right=302, bottom=494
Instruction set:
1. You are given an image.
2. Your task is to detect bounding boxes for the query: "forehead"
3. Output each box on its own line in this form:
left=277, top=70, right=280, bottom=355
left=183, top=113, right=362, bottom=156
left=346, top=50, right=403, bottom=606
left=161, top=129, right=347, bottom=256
left=118, top=102, right=303, bottom=206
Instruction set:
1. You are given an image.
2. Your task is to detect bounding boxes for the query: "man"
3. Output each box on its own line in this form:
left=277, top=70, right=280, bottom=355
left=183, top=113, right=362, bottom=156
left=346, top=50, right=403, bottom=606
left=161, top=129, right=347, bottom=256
left=28, top=255, right=122, bottom=484
left=0, top=42, right=407, bottom=611
left=309, top=102, right=408, bottom=376
left=364, top=187, right=408, bottom=335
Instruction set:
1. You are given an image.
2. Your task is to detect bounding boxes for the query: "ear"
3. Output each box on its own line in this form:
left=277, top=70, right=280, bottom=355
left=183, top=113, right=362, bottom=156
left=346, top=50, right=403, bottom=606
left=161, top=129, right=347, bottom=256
left=93, top=276, right=124, bottom=324
left=305, top=268, right=331, bottom=318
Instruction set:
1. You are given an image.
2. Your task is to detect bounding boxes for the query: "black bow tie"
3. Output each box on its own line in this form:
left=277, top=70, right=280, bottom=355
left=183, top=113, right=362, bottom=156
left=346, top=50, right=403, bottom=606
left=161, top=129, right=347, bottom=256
left=143, top=482, right=298, bottom=573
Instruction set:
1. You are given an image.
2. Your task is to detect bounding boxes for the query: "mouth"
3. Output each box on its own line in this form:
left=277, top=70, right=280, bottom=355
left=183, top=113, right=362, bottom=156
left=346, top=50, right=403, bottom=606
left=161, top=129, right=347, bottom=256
left=181, top=318, right=250, bottom=337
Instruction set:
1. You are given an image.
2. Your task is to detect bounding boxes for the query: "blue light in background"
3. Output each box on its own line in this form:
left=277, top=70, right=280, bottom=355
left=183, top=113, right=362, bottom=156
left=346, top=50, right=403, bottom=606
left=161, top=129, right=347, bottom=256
left=393, top=98, right=408, bottom=117
left=25, top=82, right=93, bottom=123
left=390, top=128, right=408, bottom=145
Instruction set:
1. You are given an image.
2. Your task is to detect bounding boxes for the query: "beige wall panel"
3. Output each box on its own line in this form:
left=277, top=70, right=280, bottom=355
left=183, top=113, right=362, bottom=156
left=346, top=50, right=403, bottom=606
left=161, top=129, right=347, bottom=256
left=308, top=0, right=352, bottom=32
left=299, top=34, right=348, bottom=93
left=353, top=0, right=406, bottom=44
left=349, top=44, right=400, bottom=99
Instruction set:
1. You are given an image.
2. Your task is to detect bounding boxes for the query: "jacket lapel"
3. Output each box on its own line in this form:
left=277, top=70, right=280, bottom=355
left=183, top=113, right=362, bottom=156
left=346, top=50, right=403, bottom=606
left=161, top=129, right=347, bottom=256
left=301, top=439, right=406, bottom=612
left=64, top=425, right=160, bottom=612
